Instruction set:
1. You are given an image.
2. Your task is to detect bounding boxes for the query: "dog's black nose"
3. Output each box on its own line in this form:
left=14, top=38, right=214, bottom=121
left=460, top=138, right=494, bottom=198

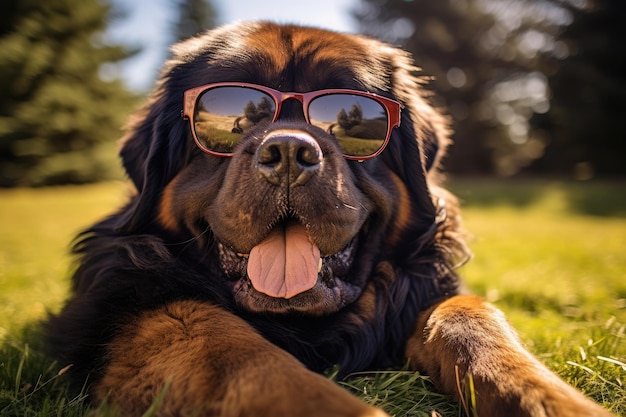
left=255, top=131, right=323, bottom=186
left=255, top=132, right=322, bottom=186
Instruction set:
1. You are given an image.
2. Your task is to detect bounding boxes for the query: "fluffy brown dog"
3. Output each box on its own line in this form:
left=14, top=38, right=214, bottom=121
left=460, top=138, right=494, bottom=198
left=47, top=22, right=614, bottom=417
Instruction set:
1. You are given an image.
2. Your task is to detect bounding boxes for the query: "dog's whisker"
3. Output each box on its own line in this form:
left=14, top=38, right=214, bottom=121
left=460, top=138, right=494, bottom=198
left=165, top=225, right=211, bottom=247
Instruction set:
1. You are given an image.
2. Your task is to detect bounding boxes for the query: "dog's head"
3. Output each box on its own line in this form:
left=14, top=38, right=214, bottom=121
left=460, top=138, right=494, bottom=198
left=117, top=22, right=455, bottom=315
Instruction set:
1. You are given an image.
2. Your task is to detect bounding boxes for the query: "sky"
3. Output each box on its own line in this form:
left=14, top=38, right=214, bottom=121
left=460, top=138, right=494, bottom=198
left=107, top=0, right=358, bottom=92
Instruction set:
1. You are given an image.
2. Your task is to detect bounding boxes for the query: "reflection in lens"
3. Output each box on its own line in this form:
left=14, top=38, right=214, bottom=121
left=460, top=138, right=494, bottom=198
left=193, top=87, right=275, bottom=154
left=309, top=94, right=388, bottom=157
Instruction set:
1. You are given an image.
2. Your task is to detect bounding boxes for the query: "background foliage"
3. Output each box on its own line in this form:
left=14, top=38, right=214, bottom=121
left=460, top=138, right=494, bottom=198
left=0, top=0, right=140, bottom=186
left=0, top=0, right=624, bottom=186
left=355, top=0, right=626, bottom=178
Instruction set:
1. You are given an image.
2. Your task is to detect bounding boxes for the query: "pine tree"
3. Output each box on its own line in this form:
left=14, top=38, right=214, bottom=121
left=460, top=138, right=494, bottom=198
left=175, top=0, right=217, bottom=41
left=532, top=0, right=626, bottom=177
left=0, top=0, right=138, bottom=186
left=354, top=0, right=572, bottom=175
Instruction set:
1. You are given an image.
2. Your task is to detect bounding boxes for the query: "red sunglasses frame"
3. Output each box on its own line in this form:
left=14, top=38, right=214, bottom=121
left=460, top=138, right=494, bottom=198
left=182, top=82, right=402, bottom=160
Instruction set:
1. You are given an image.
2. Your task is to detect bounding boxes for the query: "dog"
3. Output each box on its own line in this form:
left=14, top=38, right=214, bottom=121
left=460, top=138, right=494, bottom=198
left=47, top=22, right=615, bottom=417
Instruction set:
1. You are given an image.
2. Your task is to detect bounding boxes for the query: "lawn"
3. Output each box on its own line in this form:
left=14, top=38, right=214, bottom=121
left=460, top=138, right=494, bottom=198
left=0, top=179, right=625, bottom=416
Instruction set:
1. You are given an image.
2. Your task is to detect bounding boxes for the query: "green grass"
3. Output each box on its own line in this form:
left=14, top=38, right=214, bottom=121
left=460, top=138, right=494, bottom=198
left=0, top=183, right=129, bottom=336
left=1, top=179, right=625, bottom=416
left=448, top=179, right=626, bottom=416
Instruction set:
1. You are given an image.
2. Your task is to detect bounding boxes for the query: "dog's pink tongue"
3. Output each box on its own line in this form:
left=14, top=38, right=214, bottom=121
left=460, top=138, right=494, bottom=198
left=247, top=223, right=320, bottom=299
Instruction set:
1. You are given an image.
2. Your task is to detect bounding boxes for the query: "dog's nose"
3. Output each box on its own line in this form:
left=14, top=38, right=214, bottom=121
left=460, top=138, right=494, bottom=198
left=255, top=131, right=322, bottom=186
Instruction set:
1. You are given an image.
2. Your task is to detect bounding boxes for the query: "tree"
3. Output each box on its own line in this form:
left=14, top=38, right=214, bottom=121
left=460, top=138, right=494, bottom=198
left=338, top=104, right=363, bottom=130
left=0, top=0, right=138, bottom=186
left=530, top=0, right=626, bottom=177
left=175, top=0, right=217, bottom=41
left=354, top=0, right=573, bottom=176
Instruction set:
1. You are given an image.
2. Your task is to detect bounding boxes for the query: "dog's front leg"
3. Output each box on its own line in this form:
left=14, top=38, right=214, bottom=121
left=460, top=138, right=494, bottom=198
left=96, top=300, right=387, bottom=417
left=406, top=295, right=615, bottom=417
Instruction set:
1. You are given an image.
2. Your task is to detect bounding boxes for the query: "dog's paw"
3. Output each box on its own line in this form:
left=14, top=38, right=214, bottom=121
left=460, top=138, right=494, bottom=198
left=464, top=371, right=615, bottom=417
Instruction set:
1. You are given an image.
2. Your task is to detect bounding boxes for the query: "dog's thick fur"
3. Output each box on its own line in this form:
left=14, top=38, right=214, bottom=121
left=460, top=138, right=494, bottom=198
left=47, top=22, right=614, bottom=416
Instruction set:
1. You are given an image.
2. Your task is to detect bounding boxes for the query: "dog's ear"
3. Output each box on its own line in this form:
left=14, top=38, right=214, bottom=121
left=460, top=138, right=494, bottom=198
left=371, top=44, right=471, bottom=270
left=389, top=48, right=451, bottom=176
left=115, top=85, right=189, bottom=233
left=376, top=45, right=452, bottom=223
left=119, top=106, right=154, bottom=191
left=420, top=116, right=448, bottom=174
left=114, top=29, right=238, bottom=233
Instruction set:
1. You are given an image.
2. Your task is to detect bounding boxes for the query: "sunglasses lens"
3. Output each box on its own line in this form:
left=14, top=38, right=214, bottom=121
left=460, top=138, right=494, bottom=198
left=193, top=86, right=276, bottom=154
left=308, top=94, right=389, bottom=158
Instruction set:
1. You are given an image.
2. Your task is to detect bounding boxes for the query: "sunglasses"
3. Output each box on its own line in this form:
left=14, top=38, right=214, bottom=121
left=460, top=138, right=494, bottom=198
left=182, top=82, right=402, bottom=160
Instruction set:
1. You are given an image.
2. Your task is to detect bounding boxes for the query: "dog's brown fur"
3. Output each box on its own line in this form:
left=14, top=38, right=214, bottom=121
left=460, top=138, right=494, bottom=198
left=47, top=22, right=614, bottom=416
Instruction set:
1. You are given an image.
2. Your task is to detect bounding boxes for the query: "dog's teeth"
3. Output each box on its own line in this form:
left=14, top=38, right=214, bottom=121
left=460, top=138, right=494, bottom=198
left=237, top=253, right=249, bottom=259
left=318, top=258, right=323, bottom=272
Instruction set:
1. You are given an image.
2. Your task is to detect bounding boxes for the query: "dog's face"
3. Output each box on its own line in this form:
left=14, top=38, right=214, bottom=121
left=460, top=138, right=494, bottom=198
left=119, top=22, right=451, bottom=315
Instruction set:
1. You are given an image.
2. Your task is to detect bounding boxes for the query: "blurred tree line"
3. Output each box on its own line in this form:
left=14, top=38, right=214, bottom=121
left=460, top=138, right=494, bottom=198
left=0, top=0, right=136, bottom=186
left=0, top=0, right=623, bottom=186
left=355, top=0, right=626, bottom=178
left=0, top=0, right=214, bottom=187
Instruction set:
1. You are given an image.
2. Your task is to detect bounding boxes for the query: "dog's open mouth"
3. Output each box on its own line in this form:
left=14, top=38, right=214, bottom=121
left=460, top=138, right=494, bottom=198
left=218, top=220, right=362, bottom=314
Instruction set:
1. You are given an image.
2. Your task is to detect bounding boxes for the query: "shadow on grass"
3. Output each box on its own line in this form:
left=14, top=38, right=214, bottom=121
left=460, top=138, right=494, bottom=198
left=448, top=178, right=626, bottom=217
